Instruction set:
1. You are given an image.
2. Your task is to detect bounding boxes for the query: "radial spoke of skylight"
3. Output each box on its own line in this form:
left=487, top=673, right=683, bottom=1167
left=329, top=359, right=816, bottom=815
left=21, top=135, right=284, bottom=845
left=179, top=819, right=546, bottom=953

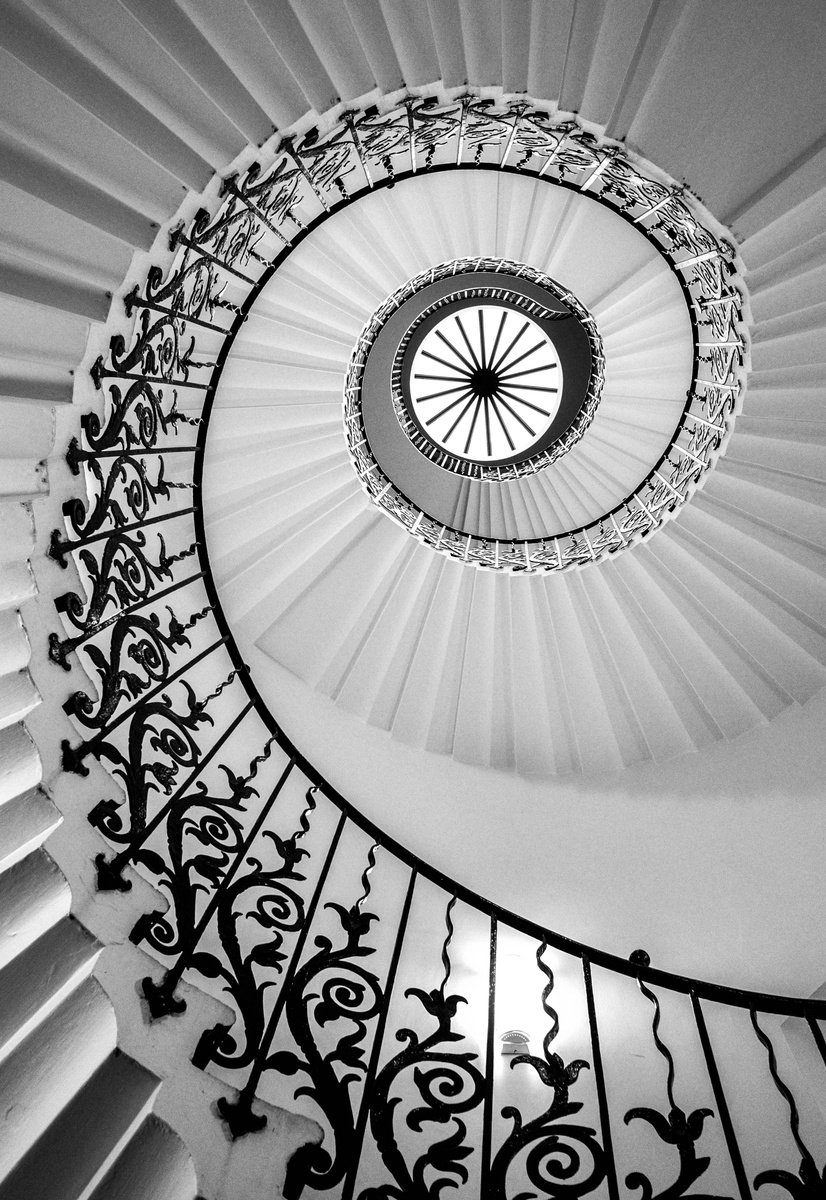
left=489, top=395, right=516, bottom=452
left=443, top=393, right=480, bottom=442
left=497, top=339, right=548, bottom=375
left=464, top=397, right=483, bottom=454
left=491, top=391, right=536, bottom=435
left=426, top=388, right=476, bottom=426
left=488, top=309, right=508, bottom=370
left=421, top=348, right=470, bottom=374
left=454, top=314, right=483, bottom=372
left=497, top=387, right=552, bottom=417
left=500, top=363, right=559, bottom=382
left=435, top=328, right=476, bottom=374
left=414, top=372, right=470, bottom=382
left=497, top=382, right=559, bottom=393
left=490, top=320, right=530, bottom=374
left=414, top=383, right=472, bottom=402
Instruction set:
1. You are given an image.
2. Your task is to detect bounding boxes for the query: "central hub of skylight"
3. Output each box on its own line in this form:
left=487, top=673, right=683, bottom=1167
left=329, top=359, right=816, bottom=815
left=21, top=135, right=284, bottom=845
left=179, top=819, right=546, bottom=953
left=406, top=302, right=564, bottom=464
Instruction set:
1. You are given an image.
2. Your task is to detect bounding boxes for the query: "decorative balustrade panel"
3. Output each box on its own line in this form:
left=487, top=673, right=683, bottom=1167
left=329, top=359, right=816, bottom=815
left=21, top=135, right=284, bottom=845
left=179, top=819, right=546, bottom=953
left=51, top=87, right=821, bottom=1199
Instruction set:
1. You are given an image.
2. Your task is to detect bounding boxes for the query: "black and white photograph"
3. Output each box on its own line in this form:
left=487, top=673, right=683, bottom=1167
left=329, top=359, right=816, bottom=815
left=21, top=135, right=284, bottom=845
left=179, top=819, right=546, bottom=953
left=0, top=2, right=824, bottom=1197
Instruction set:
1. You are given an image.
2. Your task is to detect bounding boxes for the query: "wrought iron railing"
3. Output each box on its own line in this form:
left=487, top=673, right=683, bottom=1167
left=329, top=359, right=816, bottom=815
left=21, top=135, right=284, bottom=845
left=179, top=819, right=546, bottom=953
left=48, top=87, right=822, bottom=1199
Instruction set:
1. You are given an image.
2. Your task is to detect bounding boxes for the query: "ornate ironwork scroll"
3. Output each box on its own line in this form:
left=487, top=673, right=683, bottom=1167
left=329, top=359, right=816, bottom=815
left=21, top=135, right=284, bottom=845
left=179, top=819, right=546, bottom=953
left=625, top=960, right=720, bottom=1200
left=489, top=942, right=605, bottom=1199
left=358, top=897, right=485, bottom=1199
left=189, top=787, right=316, bottom=1075
left=263, top=844, right=385, bottom=1197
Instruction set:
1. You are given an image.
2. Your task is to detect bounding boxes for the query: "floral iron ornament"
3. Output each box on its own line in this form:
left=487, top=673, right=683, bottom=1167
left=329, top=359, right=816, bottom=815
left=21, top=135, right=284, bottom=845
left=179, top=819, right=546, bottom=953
left=489, top=942, right=605, bottom=1200
left=625, top=958, right=723, bottom=1200
left=360, top=897, right=487, bottom=1200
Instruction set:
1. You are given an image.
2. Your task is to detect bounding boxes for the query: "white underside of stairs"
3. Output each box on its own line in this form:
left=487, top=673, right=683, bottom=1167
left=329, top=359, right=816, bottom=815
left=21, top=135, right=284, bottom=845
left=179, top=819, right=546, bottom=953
left=203, top=170, right=826, bottom=776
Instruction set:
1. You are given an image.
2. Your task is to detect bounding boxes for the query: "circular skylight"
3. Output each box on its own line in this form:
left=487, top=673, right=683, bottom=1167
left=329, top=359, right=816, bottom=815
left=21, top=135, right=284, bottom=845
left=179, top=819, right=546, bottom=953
left=351, top=257, right=604, bottom=489
left=407, top=303, right=564, bottom=463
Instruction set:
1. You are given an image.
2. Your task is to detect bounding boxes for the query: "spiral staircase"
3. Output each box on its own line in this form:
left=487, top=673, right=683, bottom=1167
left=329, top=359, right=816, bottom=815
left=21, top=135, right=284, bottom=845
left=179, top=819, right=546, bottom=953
left=2, top=2, right=826, bottom=1198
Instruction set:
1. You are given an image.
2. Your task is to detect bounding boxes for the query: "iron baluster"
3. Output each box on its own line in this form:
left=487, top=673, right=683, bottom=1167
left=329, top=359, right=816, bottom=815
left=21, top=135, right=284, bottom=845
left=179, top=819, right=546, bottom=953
left=479, top=916, right=498, bottom=1197
left=168, top=220, right=258, bottom=287
left=633, top=184, right=686, bottom=224
left=88, top=670, right=239, bottom=854
left=189, top=784, right=319, bottom=1079
left=339, top=868, right=418, bottom=1200
left=407, top=96, right=463, bottom=172
left=62, top=603, right=211, bottom=732
left=91, top=367, right=211, bottom=391
left=91, top=314, right=212, bottom=395
left=685, top=412, right=725, bottom=432
left=50, top=569, right=204, bottom=669
left=69, top=444, right=199, bottom=465
left=489, top=940, right=605, bottom=1199
left=124, top=288, right=233, bottom=335
left=93, top=694, right=252, bottom=889
left=750, top=1008, right=825, bottom=1197
left=51, top=530, right=199, bottom=646
left=806, top=1015, right=826, bottom=1072
left=296, top=122, right=360, bottom=203
left=671, top=440, right=706, bottom=469
left=464, top=97, right=515, bottom=165
left=83, top=377, right=199, bottom=454
left=360, top=895, right=485, bottom=1199
left=140, top=750, right=292, bottom=1017
left=625, top=954, right=719, bottom=1200
left=499, top=101, right=528, bottom=167
left=60, top=635, right=227, bottom=776
left=281, top=133, right=332, bottom=211
left=216, top=810, right=348, bottom=1138
left=456, top=93, right=471, bottom=164
left=510, top=110, right=571, bottom=173
left=352, top=105, right=409, bottom=186
left=690, top=992, right=752, bottom=1200
left=281, top=841, right=385, bottom=1197
left=579, top=155, right=612, bottom=193
left=582, top=954, right=620, bottom=1200
left=404, top=96, right=417, bottom=174
left=184, top=201, right=270, bottom=273
left=537, top=124, right=573, bottom=177
left=229, top=154, right=307, bottom=233
left=342, top=109, right=374, bottom=189
left=131, top=736, right=280, bottom=958
left=219, top=170, right=294, bottom=247
left=60, top=451, right=194, bottom=545
left=140, top=239, right=239, bottom=323
left=49, top=505, right=197, bottom=568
